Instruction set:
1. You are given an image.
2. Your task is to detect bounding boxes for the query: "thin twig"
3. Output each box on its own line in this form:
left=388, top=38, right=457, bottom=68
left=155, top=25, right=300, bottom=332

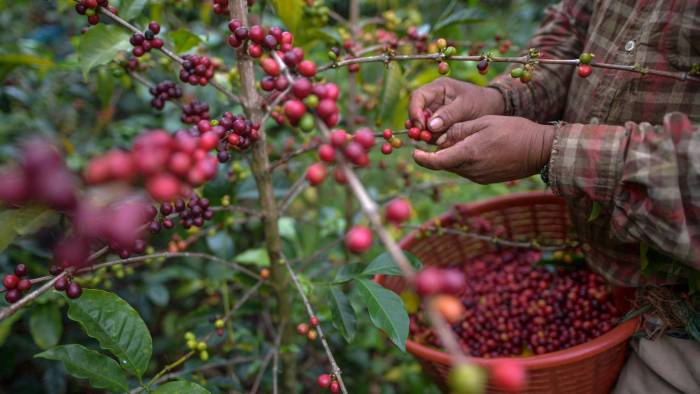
left=278, top=175, right=308, bottom=215
left=269, top=142, right=320, bottom=172
left=128, top=70, right=185, bottom=110
left=96, top=6, right=242, bottom=103
left=282, top=256, right=349, bottom=394
left=249, top=320, right=286, bottom=394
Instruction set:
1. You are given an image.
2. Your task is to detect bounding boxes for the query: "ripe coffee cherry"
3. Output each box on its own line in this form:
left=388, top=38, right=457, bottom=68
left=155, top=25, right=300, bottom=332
left=330, top=381, right=340, bottom=393
left=284, top=99, right=306, bottom=122
left=442, top=269, right=466, bottom=295
left=14, top=264, right=28, bottom=277
left=5, top=289, right=21, bottom=304
left=382, top=129, right=393, bottom=140
left=334, top=167, right=348, bottom=184
left=343, top=142, right=366, bottom=166
left=316, top=374, right=332, bottom=388
left=310, top=315, right=319, bottom=326
left=3, top=274, right=19, bottom=290
left=66, top=282, right=83, bottom=299
left=577, top=64, right=592, bottom=78
left=407, top=127, right=421, bottom=140
left=345, top=225, right=373, bottom=253
left=260, top=76, right=275, bottom=91
left=477, top=59, right=489, bottom=74
left=414, top=266, right=444, bottom=296
left=305, top=163, right=328, bottom=186
left=148, top=21, right=161, bottom=34
left=438, top=62, right=450, bottom=75
left=353, top=128, right=375, bottom=149
left=307, top=329, right=318, bottom=341
left=260, top=58, right=280, bottom=76
left=490, top=360, right=527, bottom=393
left=248, top=44, right=263, bottom=58
left=420, top=130, right=432, bottom=142
left=249, top=25, right=265, bottom=43
left=54, top=276, right=68, bottom=291
left=433, top=294, right=465, bottom=324
left=329, top=130, right=348, bottom=147
left=296, top=322, right=309, bottom=335
left=263, top=35, right=278, bottom=49
left=260, top=268, right=270, bottom=279
left=297, top=60, right=317, bottom=77
left=274, top=76, right=289, bottom=91
left=199, top=132, right=219, bottom=151
left=17, top=279, right=32, bottom=291
left=146, top=174, right=181, bottom=202
left=292, top=78, right=312, bottom=99
left=449, top=364, right=486, bottom=394
left=316, top=99, right=338, bottom=119
left=385, top=198, right=411, bottom=225
left=318, top=144, right=336, bottom=163
left=381, top=143, right=393, bottom=155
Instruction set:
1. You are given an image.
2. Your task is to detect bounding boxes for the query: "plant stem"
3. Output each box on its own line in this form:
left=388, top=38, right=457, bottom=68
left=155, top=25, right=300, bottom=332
left=229, top=1, right=296, bottom=392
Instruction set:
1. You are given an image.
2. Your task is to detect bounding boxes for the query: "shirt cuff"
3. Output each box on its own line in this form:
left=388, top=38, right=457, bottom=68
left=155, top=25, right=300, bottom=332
left=488, top=77, right=518, bottom=117
left=548, top=122, right=629, bottom=204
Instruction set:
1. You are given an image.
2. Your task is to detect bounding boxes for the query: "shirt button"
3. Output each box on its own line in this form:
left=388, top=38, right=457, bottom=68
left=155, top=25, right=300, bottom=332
left=624, top=40, right=635, bottom=52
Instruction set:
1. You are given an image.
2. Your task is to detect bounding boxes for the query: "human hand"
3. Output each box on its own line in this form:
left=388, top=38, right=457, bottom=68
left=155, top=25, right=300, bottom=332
left=412, top=116, right=555, bottom=184
left=408, top=77, right=505, bottom=135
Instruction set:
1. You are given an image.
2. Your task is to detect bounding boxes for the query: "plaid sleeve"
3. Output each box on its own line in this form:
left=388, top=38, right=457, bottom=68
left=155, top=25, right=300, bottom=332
left=549, top=112, right=700, bottom=270
left=489, top=0, right=591, bottom=122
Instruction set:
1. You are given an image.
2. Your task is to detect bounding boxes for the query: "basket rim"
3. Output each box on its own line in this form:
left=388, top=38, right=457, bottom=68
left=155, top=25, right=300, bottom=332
left=376, top=191, right=641, bottom=369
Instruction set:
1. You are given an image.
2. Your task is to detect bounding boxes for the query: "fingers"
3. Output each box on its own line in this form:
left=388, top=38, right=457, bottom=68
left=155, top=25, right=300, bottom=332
left=412, top=146, right=465, bottom=171
left=427, top=99, right=470, bottom=133
left=408, top=88, right=435, bottom=129
left=435, top=119, right=488, bottom=148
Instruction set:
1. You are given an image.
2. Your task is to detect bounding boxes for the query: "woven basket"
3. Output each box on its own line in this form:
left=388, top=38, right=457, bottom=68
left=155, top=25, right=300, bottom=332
left=376, top=191, right=640, bottom=394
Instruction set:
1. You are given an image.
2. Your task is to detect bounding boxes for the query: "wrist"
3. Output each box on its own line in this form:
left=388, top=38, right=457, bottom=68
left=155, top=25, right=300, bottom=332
left=484, top=87, right=506, bottom=116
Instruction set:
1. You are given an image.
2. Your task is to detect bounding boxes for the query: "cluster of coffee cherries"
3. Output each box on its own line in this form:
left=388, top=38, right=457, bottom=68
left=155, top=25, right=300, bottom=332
left=378, top=128, right=404, bottom=155
left=3, top=264, right=31, bottom=303
left=270, top=78, right=340, bottom=131
left=180, top=101, right=211, bottom=125
left=184, top=332, right=210, bottom=361
left=577, top=52, right=594, bottom=78
left=212, top=0, right=255, bottom=15
left=147, top=194, right=214, bottom=233
left=207, top=111, right=261, bottom=155
left=405, top=111, right=435, bottom=142
left=149, top=80, right=183, bottom=110
left=306, top=128, right=377, bottom=189
left=406, top=26, right=430, bottom=53
left=84, top=129, right=219, bottom=202
left=411, top=248, right=620, bottom=359
left=316, top=373, right=341, bottom=393
left=73, top=0, right=117, bottom=26
left=52, top=271, right=84, bottom=300
left=495, top=34, right=513, bottom=54
left=129, top=22, right=164, bottom=58
left=179, top=55, right=219, bottom=87
left=433, top=38, right=458, bottom=75
left=296, top=315, right=320, bottom=342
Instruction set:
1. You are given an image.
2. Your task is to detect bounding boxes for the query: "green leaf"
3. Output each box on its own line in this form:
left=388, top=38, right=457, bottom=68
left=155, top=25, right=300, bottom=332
left=66, top=289, right=152, bottom=378
left=376, top=63, right=404, bottom=127
left=328, top=286, right=357, bottom=342
left=168, top=29, right=202, bottom=53
left=147, top=284, right=170, bottom=307
left=206, top=232, right=235, bottom=259
left=118, top=0, right=148, bottom=21
left=362, top=251, right=423, bottom=277
left=333, top=263, right=364, bottom=283
left=588, top=201, right=602, bottom=222
left=153, top=380, right=211, bottom=394
left=35, top=344, right=129, bottom=393
left=270, top=0, right=303, bottom=35
left=0, top=205, right=58, bottom=253
left=77, top=24, right=130, bottom=79
left=0, top=310, right=24, bottom=346
left=235, top=248, right=270, bottom=266
left=356, top=279, right=409, bottom=351
left=278, top=217, right=297, bottom=241
left=0, top=54, right=54, bottom=78
left=30, top=304, right=63, bottom=350
left=432, top=8, right=484, bottom=32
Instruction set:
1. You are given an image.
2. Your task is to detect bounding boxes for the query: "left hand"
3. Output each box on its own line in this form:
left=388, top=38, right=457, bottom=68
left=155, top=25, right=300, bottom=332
left=412, top=115, right=555, bottom=184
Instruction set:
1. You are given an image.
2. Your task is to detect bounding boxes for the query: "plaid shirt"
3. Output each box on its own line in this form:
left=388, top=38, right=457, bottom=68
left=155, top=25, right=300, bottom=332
left=489, top=0, right=700, bottom=286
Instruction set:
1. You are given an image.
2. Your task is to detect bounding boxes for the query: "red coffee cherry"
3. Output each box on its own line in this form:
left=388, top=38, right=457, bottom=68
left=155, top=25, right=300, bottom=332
left=490, top=360, right=527, bottom=393
left=329, top=130, right=348, bottom=147
left=381, top=143, right=393, bottom=155
left=345, top=225, right=373, bottom=253
left=296, top=322, right=309, bottom=335
left=297, top=60, right=317, bottom=77
left=54, top=276, right=68, bottom=291
left=317, top=144, right=336, bottom=163
left=66, top=282, right=83, bottom=299
left=284, top=99, right=307, bottom=123
left=316, top=374, right=332, bottom=388
left=577, top=64, right=592, bottom=78
left=305, top=163, right=328, bottom=186
left=414, top=266, right=445, bottom=296
left=438, top=62, right=450, bottom=75
left=17, top=279, right=32, bottom=291
left=5, top=289, right=21, bottom=304
left=146, top=174, right=181, bottom=202
left=3, top=274, right=19, bottom=290
left=310, top=315, right=319, bottom=326
left=384, top=198, right=412, bottom=225
left=292, top=78, right=312, bottom=99
left=353, top=128, right=375, bottom=150
left=330, top=381, right=340, bottom=393
left=260, top=58, right=280, bottom=76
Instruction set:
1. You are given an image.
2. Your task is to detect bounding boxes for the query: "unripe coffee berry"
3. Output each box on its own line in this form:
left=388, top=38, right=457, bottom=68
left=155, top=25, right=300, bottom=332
left=438, top=61, right=449, bottom=75
left=579, top=52, right=593, bottom=64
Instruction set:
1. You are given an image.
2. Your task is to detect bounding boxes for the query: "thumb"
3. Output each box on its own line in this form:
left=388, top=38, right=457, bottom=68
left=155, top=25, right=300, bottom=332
left=412, top=147, right=463, bottom=170
left=435, top=119, right=487, bottom=148
left=427, top=100, right=469, bottom=132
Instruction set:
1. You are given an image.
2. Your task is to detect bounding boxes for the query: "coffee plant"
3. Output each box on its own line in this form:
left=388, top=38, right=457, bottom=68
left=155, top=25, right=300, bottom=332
left=1, top=0, right=697, bottom=393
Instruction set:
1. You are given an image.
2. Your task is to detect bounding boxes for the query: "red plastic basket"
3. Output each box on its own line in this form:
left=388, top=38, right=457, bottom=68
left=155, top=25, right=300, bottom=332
left=376, top=191, right=640, bottom=394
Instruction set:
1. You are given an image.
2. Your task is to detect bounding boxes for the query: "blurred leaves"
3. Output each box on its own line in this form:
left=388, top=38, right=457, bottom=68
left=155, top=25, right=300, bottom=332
left=168, top=29, right=203, bottom=53
left=270, top=0, right=304, bottom=36
left=30, top=303, right=63, bottom=350
left=153, top=380, right=211, bottom=394
left=0, top=206, right=57, bottom=254
left=328, top=285, right=357, bottom=342
left=117, top=0, right=148, bottom=21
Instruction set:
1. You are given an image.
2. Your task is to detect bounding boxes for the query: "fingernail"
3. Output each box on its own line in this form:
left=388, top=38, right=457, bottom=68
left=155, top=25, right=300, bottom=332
left=428, top=117, right=443, bottom=131
left=436, top=134, right=447, bottom=146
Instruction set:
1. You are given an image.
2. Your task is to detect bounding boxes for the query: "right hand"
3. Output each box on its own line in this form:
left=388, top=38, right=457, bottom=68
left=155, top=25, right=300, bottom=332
left=408, top=77, right=505, bottom=134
